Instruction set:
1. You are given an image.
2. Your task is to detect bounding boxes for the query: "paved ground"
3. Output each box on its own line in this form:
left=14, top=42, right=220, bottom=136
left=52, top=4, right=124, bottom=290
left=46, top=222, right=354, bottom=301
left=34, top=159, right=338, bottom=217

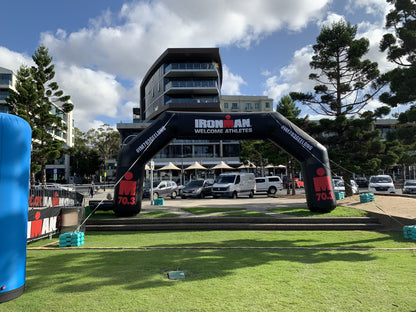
left=90, top=188, right=416, bottom=221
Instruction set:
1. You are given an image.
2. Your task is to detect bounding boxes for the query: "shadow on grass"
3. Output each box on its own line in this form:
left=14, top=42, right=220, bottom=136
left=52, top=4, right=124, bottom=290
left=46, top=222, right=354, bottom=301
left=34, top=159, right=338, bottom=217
left=25, top=234, right=394, bottom=294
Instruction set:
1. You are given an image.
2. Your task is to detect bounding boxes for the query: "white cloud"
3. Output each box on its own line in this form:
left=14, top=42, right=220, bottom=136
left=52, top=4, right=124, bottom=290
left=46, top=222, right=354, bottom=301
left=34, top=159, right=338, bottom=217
left=317, top=12, right=345, bottom=28
left=346, top=0, right=391, bottom=16
left=55, top=64, right=126, bottom=131
left=221, top=65, right=247, bottom=95
left=1, top=0, right=340, bottom=130
left=0, top=47, right=33, bottom=71
left=263, top=45, right=314, bottom=101
left=40, top=0, right=330, bottom=80
left=263, top=5, right=395, bottom=116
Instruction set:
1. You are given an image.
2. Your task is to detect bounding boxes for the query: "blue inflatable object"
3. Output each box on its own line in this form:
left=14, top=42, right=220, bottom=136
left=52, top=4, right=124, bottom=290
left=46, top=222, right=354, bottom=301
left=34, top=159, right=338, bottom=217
left=0, top=113, right=31, bottom=303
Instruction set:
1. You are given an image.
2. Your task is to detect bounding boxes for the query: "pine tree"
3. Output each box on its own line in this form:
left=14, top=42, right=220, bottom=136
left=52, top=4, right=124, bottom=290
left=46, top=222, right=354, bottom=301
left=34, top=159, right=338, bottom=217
left=379, top=0, right=416, bottom=180
left=379, top=0, right=416, bottom=106
left=290, top=21, right=391, bottom=196
left=6, top=45, right=73, bottom=185
left=275, top=95, right=305, bottom=195
left=291, top=20, right=385, bottom=116
left=30, top=45, right=73, bottom=185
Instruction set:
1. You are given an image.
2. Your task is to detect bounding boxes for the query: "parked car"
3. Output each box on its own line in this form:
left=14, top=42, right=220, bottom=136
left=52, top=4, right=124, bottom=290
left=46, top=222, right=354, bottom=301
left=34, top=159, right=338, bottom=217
left=403, top=180, right=416, bottom=194
left=368, top=175, right=396, bottom=194
left=333, top=180, right=359, bottom=194
left=286, top=178, right=304, bottom=188
left=142, top=180, right=178, bottom=199
left=355, top=177, right=368, bottom=187
left=255, top=176, right=283, bottom=195
left=181, top=179, right=214, bottom=199
left=212, top=172, right=255, bottom=198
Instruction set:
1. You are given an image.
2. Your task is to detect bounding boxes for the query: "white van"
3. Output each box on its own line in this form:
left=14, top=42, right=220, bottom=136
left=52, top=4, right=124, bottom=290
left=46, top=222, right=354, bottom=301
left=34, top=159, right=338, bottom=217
left=212, top=172, right=256, bottom=198
left=368, top=175, right=396, bottom=194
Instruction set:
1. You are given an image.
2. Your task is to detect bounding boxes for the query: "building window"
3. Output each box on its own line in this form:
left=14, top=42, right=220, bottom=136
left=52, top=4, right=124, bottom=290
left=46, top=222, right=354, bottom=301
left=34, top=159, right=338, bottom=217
left=224, top=103, right=228, bottom=109
left=255, top=103, right=259, bottom=109
left=265, top=102, right=270, bottom=108
left=0, top=90, right=9, bottom=101
left=223, top=143, right=240, bottom=157
left=194, top=145, right=214, bottom=157
left=232, top=103, right=238, bottom=109
left=245, top=103, right=252, bottom=110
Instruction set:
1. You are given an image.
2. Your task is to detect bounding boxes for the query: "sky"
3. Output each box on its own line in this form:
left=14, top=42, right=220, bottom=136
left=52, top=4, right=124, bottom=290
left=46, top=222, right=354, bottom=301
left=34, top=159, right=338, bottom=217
left=0, top=0, right=401, bottom=131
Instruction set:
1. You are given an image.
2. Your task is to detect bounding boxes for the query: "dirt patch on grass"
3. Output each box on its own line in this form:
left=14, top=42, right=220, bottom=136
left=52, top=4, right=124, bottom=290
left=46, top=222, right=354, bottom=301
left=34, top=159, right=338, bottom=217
left=337, top=194, right=416, bottom=220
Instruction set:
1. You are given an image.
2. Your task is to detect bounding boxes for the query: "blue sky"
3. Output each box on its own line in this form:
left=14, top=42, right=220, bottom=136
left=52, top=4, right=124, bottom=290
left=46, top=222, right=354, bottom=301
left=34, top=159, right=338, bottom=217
left=0, top=0, right=398, bottom=131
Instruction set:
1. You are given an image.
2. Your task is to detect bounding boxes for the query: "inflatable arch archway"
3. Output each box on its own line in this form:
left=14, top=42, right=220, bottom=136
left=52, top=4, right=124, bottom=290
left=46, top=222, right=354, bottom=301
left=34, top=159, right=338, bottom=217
left=113, top=111, right=336, bottom=217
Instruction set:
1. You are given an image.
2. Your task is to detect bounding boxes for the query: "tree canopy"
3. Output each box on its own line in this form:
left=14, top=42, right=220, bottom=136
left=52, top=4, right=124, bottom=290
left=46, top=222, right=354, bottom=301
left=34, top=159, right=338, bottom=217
left=290, top=20, right=384, bottom=117
left=6, top=45, right=73, bottom=185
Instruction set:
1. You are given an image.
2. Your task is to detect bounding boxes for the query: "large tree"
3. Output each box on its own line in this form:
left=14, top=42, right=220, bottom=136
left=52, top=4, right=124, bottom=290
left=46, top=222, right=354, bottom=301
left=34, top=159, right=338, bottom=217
left=86, top=124, right=120, bottom=162
left=275, top=95, right=306, bottom=194
left=291, top=20, right=385, bottom=116
left=379, top=0, right=416, bottom=180
left=290, top=20, right=391, bottom=196
left=379, top=0, right=416, bottom=107
left=69, top=128, right=102, bottom=181
left=31, top=46, right=73, bottom=185
left=6, top=45, right=73, bottom=185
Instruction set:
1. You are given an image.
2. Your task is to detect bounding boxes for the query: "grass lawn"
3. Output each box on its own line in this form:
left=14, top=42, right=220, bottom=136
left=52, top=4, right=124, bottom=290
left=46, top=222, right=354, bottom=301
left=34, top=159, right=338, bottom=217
left=269, top=205, right=370, bottom=217
left=4, top=230, right=416, bottom=311
left=90, top=205, right=368, bottom=219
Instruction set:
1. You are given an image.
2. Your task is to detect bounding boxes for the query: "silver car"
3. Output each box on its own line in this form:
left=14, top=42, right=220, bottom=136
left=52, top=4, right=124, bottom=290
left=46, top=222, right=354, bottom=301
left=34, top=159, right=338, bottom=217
left=403, top=180, right=416, bottom=194
left=143, top=181, right=178, bottom=199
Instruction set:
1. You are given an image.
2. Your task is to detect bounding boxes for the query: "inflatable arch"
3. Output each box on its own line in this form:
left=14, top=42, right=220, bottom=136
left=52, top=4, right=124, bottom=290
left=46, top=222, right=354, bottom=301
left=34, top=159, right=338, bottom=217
left=113, top=111, right=336, bottom=217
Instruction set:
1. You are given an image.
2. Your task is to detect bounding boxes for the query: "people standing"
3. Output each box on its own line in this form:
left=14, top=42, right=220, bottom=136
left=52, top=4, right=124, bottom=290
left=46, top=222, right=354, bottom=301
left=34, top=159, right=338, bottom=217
left=89, top=181, right=95, bottom=197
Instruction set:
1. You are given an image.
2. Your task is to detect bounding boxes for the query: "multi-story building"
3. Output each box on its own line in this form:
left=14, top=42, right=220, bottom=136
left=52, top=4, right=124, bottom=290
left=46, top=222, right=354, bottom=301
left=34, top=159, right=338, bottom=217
left=46, top=100, right=74, bottom=183
left=0, top=67, right=16, bottom=113
left=117, top=48, right=275, bottom=183
left=140, top=48, right=223, bottom=120
left=0, top=66, right=74, bottom=183
left=221, top=95, right=273, bottom=113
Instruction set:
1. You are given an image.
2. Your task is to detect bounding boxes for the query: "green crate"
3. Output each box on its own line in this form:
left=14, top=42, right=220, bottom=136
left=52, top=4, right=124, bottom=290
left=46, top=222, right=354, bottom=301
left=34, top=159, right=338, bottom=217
left=335, top=192, right=345, bottom=200
left=154, top=198, right=164, bottom=205
left=403, top=225, right=416, bottom=240
left=360, top=193, right=375, bottom=203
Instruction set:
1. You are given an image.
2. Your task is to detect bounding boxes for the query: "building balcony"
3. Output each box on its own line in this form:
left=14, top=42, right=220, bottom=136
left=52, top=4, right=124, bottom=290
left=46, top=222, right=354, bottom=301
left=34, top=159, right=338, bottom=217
left=165, top=80, right=219, bottom=95
left=165, top=62, right=219, bottom=78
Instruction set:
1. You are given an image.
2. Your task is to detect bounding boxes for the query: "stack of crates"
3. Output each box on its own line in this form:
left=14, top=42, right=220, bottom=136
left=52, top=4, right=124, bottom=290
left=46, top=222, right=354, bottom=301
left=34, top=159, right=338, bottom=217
left=335, top=192, right=345, bottom=200
left=154, top=198, right=164, bottom=205
left=360, top=193, right=375, bottom=203
left=403, top=225, right=416, bottom=241
left=59, top=231, right=85, bottom=247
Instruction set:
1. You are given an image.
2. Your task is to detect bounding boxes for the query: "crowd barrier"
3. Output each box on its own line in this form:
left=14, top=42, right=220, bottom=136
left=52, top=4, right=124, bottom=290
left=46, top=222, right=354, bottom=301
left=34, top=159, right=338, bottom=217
left=27, top=188, right=84, bottom=242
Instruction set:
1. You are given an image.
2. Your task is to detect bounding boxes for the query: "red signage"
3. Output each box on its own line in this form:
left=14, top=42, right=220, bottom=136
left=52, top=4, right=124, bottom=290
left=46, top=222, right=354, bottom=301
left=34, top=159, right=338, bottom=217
left=313, top=168, right=333, bottom=201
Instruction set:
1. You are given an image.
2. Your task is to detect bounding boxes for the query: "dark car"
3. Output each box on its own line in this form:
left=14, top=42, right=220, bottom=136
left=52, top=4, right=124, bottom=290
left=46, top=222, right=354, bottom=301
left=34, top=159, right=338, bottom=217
left=142, top=181, right=178, bottom=199
left=355, top=177, right=368, bottom=187
left=181, top=179, right=214, bottom=199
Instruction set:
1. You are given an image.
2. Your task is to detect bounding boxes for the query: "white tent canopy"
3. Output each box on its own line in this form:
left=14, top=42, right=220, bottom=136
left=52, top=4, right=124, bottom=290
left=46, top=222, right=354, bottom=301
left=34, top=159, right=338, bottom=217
left=158, top=162, right=181, bottom=171
left=185, top=161, right=207, bottom=170
left=211, top=161, right=233, bottom=170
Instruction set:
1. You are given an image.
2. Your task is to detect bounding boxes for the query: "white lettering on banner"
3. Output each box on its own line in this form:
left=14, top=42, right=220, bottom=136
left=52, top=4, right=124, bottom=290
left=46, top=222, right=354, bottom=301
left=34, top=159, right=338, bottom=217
left=136, top=126, right=167, bottom=153
left=194, top=115, right=253, bottom=134
left=27, top=222, right=31, bottom=239
left=27, top=216, right=59, bottom=239
left=280, top=125, right=313, bottom=151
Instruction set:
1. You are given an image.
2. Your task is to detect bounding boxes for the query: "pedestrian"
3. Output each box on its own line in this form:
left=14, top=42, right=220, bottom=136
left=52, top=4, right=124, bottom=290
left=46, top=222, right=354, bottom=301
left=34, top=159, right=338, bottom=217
left=89, top=181, right=95, bottom=197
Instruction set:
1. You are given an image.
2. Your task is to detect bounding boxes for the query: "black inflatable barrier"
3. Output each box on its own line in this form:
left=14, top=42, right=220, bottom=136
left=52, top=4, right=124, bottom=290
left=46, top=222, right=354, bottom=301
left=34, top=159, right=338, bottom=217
left=113, top=111, right=336, bottom=216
